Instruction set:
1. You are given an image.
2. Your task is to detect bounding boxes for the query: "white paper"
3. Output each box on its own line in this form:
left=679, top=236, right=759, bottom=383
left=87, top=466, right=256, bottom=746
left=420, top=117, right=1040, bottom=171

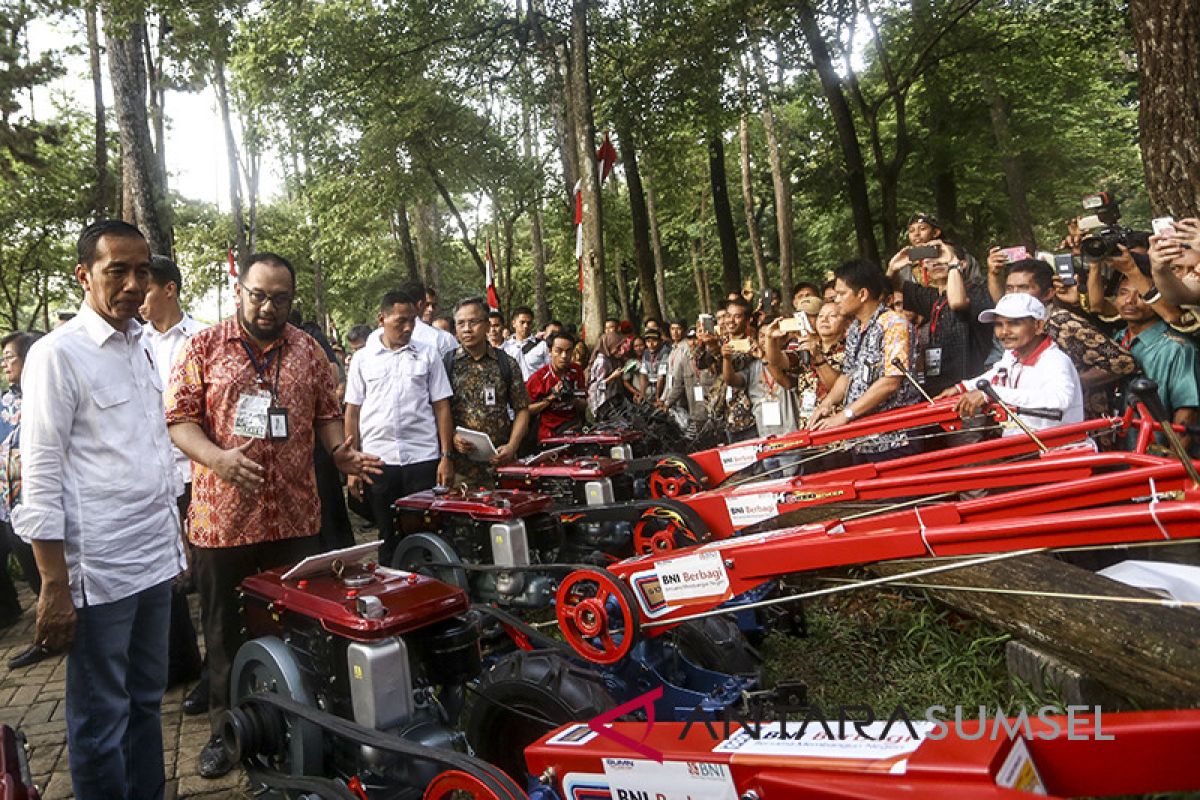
left=717, top=444, right=758, bottom=473
left=602, top=758, right=736, bottom=800
left=713, top=721, right=934, bottom=775
left=655, top=550, right=731, bottom=604
left=455, top=426, right=498, bottom=463
left=725, top=493, right=778, bottom=527
left=693, top=385, right=705, bottom=403
left=762, top=400, right=783, bottom=427
left=233, top=392, right=271, bottom=439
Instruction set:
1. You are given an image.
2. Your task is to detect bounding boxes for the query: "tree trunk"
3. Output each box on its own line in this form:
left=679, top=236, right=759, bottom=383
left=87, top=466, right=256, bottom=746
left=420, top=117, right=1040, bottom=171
left=394, top=201, right=419, bottom=280
left=521, top=90, right=550, bottom=325
left=413, top=199, right=437, bottom=288
left=103, top=4, right=171, bottom=254
left=752, top=48, right=794, bottom=309
left=312, top=259, right=326, bottom=327
left=142, top=17, right=167, bottom=183
left=430, top=169, right=487, bottom=275
left=569, top=0, right=606, bottom=339
left=616, top=120, right=662, bottom=322
left=614, top=259, right=632, bottom=323
left=1130, top=0, right=1200, bottom=216
left=989, top=92, right=1037, bottom=251
left=641, top=153, right=671, bottom=319
left=213, top=59, right=248, bottom=267
left=692, top=190, right=712, bottom=314
left=85, top=1, right=109, bottom=219
left=707, top=133, right=740, bottom=297
left=795, top=0, right=878, bottom=264
left=528, top=0, right=578, bottom=203
left=738, top=108, right=769, bottom=300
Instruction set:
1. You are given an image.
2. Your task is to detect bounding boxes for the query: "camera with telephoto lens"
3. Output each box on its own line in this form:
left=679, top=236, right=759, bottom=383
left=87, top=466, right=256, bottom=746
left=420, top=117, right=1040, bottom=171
left=1078, top=192, right=1134, bottom=259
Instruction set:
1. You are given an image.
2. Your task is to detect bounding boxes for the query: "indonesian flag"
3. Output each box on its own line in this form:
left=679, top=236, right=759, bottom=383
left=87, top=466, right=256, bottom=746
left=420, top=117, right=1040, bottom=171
left=597, top=133, right=618, bottom=184
left=485, top=240, right=501, bottom=312
left=574, top=179, right=584, bottom=292
left=227, top=245, right=238, bottom=282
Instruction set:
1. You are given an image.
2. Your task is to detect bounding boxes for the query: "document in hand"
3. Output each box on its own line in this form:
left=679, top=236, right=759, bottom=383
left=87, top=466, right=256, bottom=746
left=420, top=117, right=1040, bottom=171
left=455, top=426, right=498, bottom=462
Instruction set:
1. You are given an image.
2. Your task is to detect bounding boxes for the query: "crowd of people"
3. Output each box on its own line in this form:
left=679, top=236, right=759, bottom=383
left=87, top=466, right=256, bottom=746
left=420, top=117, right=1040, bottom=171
left=0, top=207, right=1197, bottom=798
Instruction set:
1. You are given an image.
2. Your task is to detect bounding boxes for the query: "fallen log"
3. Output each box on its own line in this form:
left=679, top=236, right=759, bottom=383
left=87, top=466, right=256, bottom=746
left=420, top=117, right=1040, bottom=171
left=870, top=553, right=1200, bottom=709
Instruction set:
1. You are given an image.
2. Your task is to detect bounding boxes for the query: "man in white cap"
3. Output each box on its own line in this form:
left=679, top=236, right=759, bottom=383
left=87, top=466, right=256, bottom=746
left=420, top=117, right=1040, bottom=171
left=943, top=293, right=1084, bottom=432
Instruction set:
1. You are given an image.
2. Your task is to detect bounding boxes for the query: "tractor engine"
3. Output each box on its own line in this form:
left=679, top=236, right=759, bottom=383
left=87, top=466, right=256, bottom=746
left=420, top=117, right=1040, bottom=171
left=496, top=454, right=636, bottom=507
left=393, top=488, right=581, bottom=608
left=225, top=548, right=483, bottom=795
left=540, top=425, right=646, bottom=460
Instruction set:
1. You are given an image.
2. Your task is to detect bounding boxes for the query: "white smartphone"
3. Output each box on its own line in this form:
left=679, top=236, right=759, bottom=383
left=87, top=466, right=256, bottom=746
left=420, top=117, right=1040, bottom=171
left=1152, top=216, right=1176, bottom=237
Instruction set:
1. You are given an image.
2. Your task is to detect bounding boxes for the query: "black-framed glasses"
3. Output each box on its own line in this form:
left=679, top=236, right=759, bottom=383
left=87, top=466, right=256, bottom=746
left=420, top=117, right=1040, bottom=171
left=242, top=286, right=293, bottom=307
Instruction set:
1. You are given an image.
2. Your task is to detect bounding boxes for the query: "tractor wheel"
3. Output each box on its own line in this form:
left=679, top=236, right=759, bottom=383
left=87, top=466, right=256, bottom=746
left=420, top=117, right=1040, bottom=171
left=466, top=650, right=615, bottom=781
left=670, top=615, right=762, bottom=676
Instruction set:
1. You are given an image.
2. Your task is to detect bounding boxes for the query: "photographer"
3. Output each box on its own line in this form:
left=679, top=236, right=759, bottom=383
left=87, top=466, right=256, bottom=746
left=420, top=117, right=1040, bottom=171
left=1085, top=245, right=1189, bottom=328
left=764, top=299, right=846, bottom=426
left=888, top=240, right=993, bottom=396
left=701, top=297, right=758, bottom=443
left=725, top=321, right=803, bottom=475
left=1149, top=218, right=1200, bottom=311
left=526, top=332, right=587, bottom=442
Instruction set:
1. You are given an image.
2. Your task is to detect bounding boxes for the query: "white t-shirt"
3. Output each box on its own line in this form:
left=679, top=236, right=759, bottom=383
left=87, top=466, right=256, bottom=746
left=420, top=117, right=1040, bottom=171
left=959, top=337, right=1084, bottom=434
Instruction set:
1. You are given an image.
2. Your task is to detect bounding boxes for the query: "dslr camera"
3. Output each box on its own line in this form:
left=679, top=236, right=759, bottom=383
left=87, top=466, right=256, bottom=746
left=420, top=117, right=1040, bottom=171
left=1078, top=192, right=1134, bottom=259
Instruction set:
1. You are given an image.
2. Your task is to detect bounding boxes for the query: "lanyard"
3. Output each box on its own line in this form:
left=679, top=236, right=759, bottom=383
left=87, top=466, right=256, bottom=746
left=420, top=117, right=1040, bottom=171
left=240, top=339, right=284, bottom=400
left=929, top=296, right=950, bottom=338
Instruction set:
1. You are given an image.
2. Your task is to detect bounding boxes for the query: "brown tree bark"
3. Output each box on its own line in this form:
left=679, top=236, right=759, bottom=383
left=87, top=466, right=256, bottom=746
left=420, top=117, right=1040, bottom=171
left=752, top=48, right=794, bottom=308
left=641, top=153, right=671, bottom=319
left=393, top=201, right=419, bottom=280
left=569, top=0, right=606, bottom=339
left=692, top=190, right=713, bottom=314
left=412, top=199, right=438, bottom=288
left=85, top=1, right=109, bottom=219
left=615, top=120, right=662, bottom=322
left=520, top=89, right=550, bottom=325
left=988, top=92, right=1037, bottom=251
left=795, top=0, right=878, bottom=264
left=738, top=106, right=769, bottom=299
left=707, top=133, right=741, bottom=296
left=142, top=17, right=167, bottom=183
left=103, top=4, right=172, bottom=254
left=613, top=258, right=633, bottom=323
left=1130, top=0, right=1200, bottom=216
left=213, top=58, right=248, bottom=267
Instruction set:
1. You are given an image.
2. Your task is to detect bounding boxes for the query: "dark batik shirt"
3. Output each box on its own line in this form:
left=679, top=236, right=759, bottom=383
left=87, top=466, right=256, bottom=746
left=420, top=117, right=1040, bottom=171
left=1045, top=305, right=1136, bottom=418
left=447, top=345, right=529, bottom=450
left=902, top=280, right=994, bottom=396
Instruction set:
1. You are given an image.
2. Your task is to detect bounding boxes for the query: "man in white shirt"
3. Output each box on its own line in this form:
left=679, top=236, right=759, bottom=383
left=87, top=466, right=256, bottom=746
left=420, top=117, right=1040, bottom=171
left=13, top=220, right=187, bottom=799
left=139, top=254, right=209, bottom=711
left=945, top=293, right=1084, bottom=433
left=362, top=279, right=458, bottom=358
left=502, top=305, right=551, bottom=380
left=345, top=289, right=455, bottom=565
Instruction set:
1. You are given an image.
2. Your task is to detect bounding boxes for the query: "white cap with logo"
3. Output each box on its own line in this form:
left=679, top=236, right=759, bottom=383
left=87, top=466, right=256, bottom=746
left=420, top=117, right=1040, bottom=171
left=978, top=293, right=1047, bottom=323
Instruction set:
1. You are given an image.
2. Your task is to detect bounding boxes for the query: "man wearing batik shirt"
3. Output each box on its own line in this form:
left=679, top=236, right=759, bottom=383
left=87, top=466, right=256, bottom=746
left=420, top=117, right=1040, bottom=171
left=448, top=297, right=530, bottom=487
left=166, top=253, right=382, bottom=779
left=809, top=259, right=918, bottom=461
left=993, top=256, right=1135, bottom=419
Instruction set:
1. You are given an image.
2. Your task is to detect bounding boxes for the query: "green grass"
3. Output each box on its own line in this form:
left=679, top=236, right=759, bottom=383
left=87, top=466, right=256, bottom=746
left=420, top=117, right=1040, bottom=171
left=761, top=577, right=1062, bottom=715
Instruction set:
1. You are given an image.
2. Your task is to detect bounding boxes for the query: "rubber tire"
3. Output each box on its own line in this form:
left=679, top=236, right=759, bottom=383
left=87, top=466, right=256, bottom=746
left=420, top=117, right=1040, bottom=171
left=670, top=616, right=761, bottom=676
left=466, top=650, right=615, bottom=780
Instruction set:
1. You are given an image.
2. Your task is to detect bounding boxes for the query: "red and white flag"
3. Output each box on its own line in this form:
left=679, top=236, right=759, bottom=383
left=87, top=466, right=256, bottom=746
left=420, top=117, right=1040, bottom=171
left=574, top=179, right=584, bottom=293
left=227, top=245, right=238, bottom=283
left=485, top=240, right=501, bottom=312
left=597, top=133, right=618, bottom=184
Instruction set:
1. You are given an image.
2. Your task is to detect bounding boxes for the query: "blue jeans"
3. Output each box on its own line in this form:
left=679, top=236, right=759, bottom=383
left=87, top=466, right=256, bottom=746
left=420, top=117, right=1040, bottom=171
left=67, top=579, right=172, bottom=800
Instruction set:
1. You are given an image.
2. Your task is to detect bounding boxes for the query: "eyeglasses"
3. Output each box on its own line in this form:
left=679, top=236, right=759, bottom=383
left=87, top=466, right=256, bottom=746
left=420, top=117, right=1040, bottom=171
left=1, top=354, right=18, bottom=363
left=242, top=286, right=293, bottom=307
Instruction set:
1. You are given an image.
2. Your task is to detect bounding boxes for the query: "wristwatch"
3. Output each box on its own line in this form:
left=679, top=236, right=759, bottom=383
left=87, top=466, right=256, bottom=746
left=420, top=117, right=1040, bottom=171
left=843, top=407, right=856, bottom=420
left=1141, top=287, right=1162, bottom=304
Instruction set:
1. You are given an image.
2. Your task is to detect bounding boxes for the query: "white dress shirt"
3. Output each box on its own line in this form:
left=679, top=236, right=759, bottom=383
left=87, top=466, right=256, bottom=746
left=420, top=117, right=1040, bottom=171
left=141, top=311, right=208, bottom=486
left=344, top=336, right=452, bottom=465
left=959, top=337, right=1084, bottom=434
left=503, top=336, right=549, bottom=381
left=12, top=302, right=186, bottom=607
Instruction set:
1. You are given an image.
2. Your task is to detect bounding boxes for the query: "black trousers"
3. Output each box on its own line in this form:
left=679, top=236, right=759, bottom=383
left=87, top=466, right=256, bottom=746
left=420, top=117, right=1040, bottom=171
left=193, top=534, right=322, bottom=731
left=371, top=460, right=440, bottom=566
left=0, top=519, right=40, bottom=624
left=314, top=442, right=355, bottom=551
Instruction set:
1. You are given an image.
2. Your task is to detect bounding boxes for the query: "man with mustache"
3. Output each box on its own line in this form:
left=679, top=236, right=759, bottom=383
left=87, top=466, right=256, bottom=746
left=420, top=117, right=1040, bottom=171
left=165, top=252, right=383, bottom=778
left=13, top=220, right=186, bottom=799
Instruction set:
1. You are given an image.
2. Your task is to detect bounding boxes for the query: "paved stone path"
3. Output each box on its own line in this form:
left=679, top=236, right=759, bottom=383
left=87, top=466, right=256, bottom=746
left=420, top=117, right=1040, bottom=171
left=0, top=584, right=250, bottom=799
